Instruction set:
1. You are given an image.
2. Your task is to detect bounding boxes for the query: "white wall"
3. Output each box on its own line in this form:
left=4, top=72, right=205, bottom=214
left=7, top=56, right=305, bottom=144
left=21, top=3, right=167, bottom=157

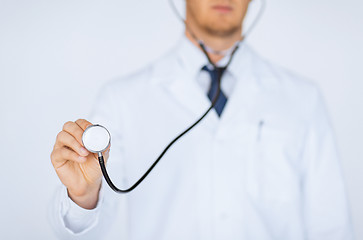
left=0, top=0, right=362, bottom=239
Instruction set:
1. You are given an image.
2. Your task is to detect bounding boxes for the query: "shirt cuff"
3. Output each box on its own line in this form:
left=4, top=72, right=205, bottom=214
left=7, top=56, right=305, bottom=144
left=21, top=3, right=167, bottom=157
left=60, top=184, right=104, bottom=235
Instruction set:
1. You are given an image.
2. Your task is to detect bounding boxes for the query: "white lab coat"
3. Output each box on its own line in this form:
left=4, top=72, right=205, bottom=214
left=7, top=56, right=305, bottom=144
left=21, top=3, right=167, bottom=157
left=49, top=36, right=353, bottom=240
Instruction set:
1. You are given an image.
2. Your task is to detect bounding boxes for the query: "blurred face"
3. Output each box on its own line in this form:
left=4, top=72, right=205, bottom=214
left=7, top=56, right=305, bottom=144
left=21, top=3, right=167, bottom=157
left=186, top=0, right=250, bottom=37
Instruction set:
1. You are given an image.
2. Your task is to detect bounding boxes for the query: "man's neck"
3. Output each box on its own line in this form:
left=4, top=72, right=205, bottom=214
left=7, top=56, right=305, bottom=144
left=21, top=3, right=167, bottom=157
left=184, top=29, right=241, bottom=64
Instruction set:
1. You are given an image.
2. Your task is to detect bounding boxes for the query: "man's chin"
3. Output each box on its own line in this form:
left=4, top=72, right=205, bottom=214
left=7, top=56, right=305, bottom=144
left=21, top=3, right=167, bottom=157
left=204, top=25, right=241, bottom=38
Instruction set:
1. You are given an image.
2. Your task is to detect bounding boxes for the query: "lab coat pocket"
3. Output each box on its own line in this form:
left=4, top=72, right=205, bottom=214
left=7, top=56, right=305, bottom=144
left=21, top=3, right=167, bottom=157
left=245, top=120, right=302, bottom=205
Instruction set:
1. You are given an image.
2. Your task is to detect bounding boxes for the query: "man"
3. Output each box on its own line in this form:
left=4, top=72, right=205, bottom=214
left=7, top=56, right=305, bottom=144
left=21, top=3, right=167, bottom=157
left=49, top=0, right=353, bottom=239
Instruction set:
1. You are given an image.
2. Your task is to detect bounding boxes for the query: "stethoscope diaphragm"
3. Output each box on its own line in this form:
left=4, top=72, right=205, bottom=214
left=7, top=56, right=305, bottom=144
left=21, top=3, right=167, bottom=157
left=82, top=124, right=111, bottom=155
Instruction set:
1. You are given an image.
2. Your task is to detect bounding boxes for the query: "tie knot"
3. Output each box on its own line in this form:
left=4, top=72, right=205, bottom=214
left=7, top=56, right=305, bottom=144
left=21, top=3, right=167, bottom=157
left=201, top=65, right=226, bottom=76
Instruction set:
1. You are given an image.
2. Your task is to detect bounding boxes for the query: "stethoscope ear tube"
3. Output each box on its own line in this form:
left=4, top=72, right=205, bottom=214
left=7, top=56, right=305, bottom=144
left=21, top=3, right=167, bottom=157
left=97, top=87, right=222, bottom=193
left=97, top=45, right=237, bottom=193
left=97, top=153, right=130, bottom=193
left=97, top=86, right=220, bottom=193
left=98, top=0, right=265, bottom=194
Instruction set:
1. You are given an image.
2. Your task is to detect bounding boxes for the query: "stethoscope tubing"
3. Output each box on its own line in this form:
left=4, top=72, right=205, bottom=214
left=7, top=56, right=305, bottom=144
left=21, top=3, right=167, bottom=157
left=98, top=0, right=266, bottom=193
left=98, top=44, right=238, bottom=193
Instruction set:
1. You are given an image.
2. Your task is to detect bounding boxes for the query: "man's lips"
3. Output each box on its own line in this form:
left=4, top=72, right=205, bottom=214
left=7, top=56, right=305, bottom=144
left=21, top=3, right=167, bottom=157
left=212, top=5, right=233, bottom=13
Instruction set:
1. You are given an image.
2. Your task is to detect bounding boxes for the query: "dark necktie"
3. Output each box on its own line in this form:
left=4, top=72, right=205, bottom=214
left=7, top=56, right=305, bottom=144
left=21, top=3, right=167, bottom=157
left=202, top=66, right=227, bottom=116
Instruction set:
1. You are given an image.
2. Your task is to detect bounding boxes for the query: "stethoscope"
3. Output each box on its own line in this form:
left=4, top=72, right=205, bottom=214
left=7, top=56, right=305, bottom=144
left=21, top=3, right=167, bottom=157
left=82, top=0, right=266, bottom=194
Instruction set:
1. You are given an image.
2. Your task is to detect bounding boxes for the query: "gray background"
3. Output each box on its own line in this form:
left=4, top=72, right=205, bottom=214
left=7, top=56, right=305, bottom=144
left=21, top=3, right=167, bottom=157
left=0, top=0, right=362, bottom=239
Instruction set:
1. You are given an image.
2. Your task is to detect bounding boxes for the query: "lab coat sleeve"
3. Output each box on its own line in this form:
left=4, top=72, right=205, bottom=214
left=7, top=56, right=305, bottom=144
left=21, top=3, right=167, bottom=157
left=301, top=86, right=354, bottom=239
left=48, top=184, right=103, bottom=238
left=48, top=83, right=126, bottom=239
left=48, top=178, right=120, bottom=239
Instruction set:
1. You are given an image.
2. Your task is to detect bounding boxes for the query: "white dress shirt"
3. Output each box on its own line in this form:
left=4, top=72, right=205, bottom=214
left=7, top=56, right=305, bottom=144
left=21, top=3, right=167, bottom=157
left=49, top=35, right=353, bottom=240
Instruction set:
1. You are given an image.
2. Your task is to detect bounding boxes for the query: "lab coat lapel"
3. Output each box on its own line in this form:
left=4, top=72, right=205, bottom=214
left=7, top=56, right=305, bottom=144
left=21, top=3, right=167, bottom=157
left=218, top=45, right=262, bottom=123
left=159, top=36, right=219, bottom=124
left=162, top=72, right=216, bottom=122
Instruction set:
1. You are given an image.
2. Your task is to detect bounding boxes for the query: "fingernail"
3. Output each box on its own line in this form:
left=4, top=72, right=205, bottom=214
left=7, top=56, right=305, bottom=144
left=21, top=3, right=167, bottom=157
left=78, top=156, right=87, bottom=162
left=80, top=147, right=89, bottom=156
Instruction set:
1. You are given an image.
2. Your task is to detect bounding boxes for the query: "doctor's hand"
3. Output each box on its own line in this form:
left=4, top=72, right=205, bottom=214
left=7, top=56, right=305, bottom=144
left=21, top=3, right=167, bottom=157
left=50, top=119, right=110, bottom=209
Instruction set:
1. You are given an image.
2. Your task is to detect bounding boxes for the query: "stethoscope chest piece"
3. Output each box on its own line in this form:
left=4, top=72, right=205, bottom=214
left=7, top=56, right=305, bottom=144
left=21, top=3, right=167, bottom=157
left=82, top=124, right=111, bottom=155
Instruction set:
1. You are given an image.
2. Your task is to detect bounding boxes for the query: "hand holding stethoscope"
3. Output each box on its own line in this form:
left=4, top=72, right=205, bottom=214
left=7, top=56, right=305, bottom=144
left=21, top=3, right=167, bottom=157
left=50, top=119, right=111, bottom=208
left=51, top=0, right=266, bottom=199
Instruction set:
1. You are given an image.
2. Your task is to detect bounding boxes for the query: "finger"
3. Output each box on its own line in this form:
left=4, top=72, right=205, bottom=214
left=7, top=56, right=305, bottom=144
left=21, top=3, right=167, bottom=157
left=52, top=147, right=87, bottom=165
left=75, top=119, right=93, bottom=131
left=62, top=121, right=86, bottom=146
left=56, top=131, right=89, bottom=157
